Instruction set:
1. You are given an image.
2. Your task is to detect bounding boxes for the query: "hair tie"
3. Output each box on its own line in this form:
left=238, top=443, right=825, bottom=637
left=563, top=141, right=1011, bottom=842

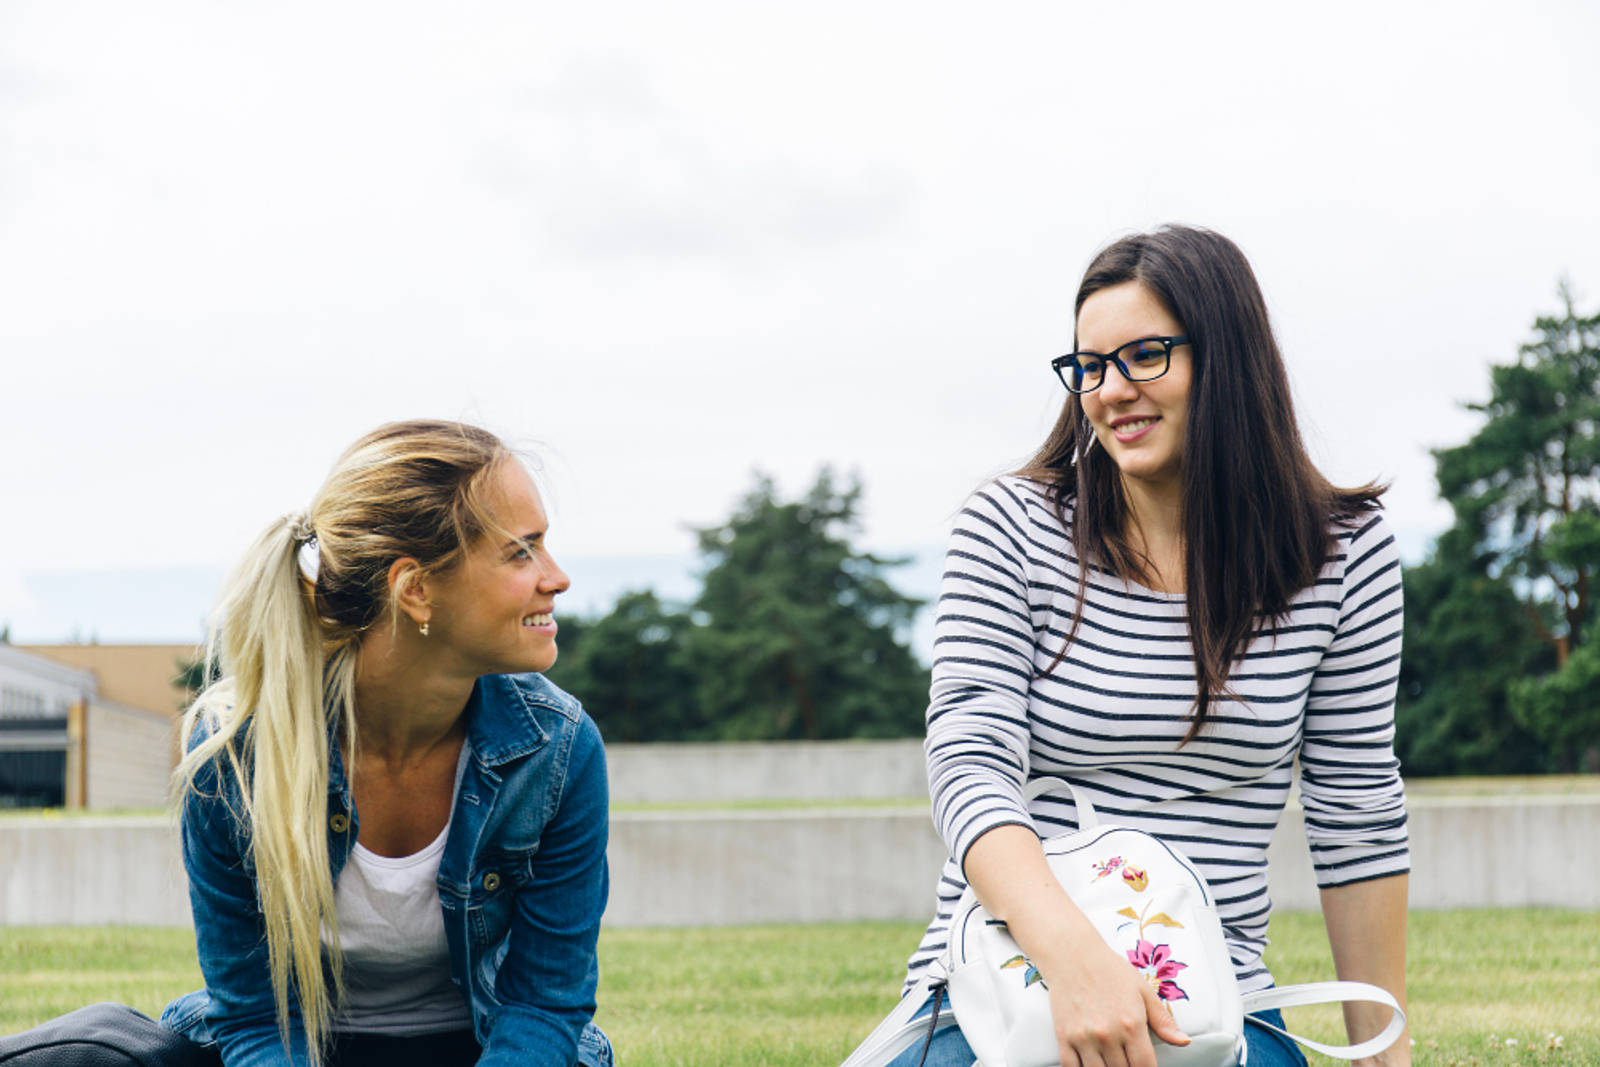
left=289, top=513, right=320, bottom=582
left=289, top=513, right=316, bottom=545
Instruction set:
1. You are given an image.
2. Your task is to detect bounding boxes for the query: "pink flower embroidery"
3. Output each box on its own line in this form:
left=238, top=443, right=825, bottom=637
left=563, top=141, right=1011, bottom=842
left=1093, top=856, right=1125, bottom=879
left=1126, top=939, right=1189, bottom=1003
left=1121, top=865, right=1149, bottom=891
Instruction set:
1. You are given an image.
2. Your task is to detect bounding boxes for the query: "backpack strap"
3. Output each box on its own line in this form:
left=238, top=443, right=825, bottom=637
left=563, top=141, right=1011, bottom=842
left=1242, top=981, right=1407, bottom=1061
left=838, top=974, right=959, bottom=1067
left=1024, top=776, right=1100, bottom=829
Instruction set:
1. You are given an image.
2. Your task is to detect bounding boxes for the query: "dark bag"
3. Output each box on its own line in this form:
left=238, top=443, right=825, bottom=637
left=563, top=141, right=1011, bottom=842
left=0, top=1003, right=216, bottom=1067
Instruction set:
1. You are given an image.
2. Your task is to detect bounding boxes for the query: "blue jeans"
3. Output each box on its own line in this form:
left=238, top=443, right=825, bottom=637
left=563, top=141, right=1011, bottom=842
left=883, top=990, right=1309, bottom=1067
left=1239, top=1010, right=1311, bottom=1067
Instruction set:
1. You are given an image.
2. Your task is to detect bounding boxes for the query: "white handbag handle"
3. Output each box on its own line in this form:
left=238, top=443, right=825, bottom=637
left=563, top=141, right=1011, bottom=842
left=1024, top=776, right=1100, bottom=828
left=842, top=979, right=1406, bottom=1066
left=838, top=975, right=960, bottom=1067
left=1242, top=981, right=1407, bottom=1061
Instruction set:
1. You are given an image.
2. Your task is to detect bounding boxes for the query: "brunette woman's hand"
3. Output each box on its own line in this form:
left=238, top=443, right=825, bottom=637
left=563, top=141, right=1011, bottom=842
left=1038, top=935, right=1189, bottom=1067
left=964, top=824, right=1190, bottom=1067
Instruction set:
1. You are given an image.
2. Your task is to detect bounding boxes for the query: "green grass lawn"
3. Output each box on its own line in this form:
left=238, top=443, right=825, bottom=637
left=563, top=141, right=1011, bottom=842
left=2, top=910, right=1594, bottom=1065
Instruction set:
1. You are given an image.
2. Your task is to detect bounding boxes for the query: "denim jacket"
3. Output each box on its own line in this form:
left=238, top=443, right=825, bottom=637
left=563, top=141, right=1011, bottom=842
left=160, top=673, right=611, bottom=1067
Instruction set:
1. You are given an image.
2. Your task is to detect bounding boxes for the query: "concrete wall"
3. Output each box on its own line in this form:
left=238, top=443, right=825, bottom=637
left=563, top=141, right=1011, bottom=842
left=0, top=817, right=190, bottom=925
left=606, top=739, right=926, bottom=804
left=608, top=806, right=946, bottom=925
left=4, top=794, right=1598, bottom=927
left=85, top=700, right=177, bottom=810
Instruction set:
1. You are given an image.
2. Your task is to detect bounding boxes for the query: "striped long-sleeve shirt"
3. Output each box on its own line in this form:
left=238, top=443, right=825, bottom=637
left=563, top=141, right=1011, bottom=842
left=906, top=475, right=1409, bottom=994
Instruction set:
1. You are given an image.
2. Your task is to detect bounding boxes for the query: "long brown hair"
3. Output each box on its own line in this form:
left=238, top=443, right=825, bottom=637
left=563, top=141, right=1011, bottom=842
left=1019, top=225, right=1384, bottom=739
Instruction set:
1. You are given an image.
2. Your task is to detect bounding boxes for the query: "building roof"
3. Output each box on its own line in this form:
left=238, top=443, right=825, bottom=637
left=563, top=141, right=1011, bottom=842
left=0, top=644, right=98, bottom=720
left=20, top=643, right=199, bottom=718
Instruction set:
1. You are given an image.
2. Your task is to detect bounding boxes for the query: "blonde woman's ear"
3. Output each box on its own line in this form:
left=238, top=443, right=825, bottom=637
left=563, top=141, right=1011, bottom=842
left=387, top=557, right=432, bottom=631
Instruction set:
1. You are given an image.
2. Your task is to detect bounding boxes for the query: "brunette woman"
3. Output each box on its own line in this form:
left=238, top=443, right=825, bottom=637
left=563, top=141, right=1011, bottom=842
left=851, top=226, right=1409, bottom=1067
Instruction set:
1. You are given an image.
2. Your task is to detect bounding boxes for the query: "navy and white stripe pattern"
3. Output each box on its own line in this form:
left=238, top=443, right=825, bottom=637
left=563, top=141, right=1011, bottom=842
left=906, top=476, right=1409, bottom=994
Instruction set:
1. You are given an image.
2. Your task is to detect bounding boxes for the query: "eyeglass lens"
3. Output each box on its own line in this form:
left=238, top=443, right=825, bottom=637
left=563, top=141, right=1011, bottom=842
left=1068, top=339, right=1171, bottom=392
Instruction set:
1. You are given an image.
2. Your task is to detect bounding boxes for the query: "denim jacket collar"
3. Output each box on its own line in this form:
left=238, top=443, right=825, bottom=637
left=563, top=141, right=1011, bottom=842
left=464, top=674, right=553, bottom=766
left=325, top=674, right=554, bottom=805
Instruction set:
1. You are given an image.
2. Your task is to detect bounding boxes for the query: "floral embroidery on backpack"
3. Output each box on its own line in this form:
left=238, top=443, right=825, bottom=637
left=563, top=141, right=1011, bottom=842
left=1000, top=953, right=1046, bottom=989
left=985, top=920, right=1047, bottom=989
left=1127, top=939, right=1189, bottom=1007
left=1092, top=856, right=1125, bottom=879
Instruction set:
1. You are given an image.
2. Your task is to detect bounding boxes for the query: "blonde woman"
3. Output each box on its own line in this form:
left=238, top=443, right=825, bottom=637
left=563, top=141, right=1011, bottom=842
left=1, top=420, right=612, bottom=1067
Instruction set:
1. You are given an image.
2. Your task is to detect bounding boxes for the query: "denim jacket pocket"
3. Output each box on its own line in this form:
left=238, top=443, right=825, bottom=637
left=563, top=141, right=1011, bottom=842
left=464, top=846, right=537, bottom=947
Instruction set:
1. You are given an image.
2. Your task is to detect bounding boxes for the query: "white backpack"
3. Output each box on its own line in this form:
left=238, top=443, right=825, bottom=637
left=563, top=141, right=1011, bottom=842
left=842, top=778, right=1405, bottom=1067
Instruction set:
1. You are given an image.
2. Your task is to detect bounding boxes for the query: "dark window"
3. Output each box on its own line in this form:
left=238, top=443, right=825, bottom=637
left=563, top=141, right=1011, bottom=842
left=0, top=748, right=67, bottom=808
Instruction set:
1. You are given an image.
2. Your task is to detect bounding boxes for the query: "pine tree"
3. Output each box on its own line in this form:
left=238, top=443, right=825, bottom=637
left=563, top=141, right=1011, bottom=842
left=687, top=469, right=927, bottom=740
left=1424, top=282, right=1600, bottom=771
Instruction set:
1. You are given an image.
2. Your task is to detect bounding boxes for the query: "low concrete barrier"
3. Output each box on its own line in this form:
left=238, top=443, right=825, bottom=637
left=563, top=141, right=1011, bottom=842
left=1263, top=793, right=1600, bottom=911
left=0, top=817, right=189, bottom=926
left=606, top=739, right=926, bottom=805
left=608, top=806, right=945, bottom=925
left=3, top=794, right=1598, bottom=926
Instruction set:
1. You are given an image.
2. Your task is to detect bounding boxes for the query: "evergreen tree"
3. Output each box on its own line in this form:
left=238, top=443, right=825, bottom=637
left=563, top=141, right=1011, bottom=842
left=546, top=591, right=700, bottom=742
left=687, top=469, right=927, bottom=740
left=173, top=654, right=212, bottom=699
left=1395, top=526, right=1552, bottom=775
left=1419, top=282, right=1600, bottom=771
left=548, top=469, right=929, bottom=742
left=1510, top=642, right=1600, bottom=772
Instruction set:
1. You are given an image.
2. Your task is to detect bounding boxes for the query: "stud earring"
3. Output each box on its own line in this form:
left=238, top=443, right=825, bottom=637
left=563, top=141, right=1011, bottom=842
left=419, top=621, right=430, bottom=637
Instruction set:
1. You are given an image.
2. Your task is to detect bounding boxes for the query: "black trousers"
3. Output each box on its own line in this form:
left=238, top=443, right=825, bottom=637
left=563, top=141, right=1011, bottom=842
left=0, top=1004, right=481, bottom=1067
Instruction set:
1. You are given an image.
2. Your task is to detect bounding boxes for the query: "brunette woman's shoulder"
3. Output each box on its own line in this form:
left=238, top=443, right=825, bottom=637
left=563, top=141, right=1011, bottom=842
left=973, top=473, right=1061, bottom=516
left=1327, top=500, right=1393, bottom=543
left=956, top=475, right=1041, bottom=537
left=981, top=473, right=1073, bottom=533
left=1326, top=480, right=1388, bottom=529
left=1321, top=505, right=1400, bottom=586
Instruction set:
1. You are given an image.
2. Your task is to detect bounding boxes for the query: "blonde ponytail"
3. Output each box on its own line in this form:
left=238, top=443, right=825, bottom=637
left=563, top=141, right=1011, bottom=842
left=173, top=420, right=513, bottom=1064
left=176, top=513, right=349, bottom=1061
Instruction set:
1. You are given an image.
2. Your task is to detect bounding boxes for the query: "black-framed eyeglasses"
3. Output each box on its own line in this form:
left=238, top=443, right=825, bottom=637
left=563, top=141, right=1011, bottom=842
left=1050, top=334, right=1189, bottom=394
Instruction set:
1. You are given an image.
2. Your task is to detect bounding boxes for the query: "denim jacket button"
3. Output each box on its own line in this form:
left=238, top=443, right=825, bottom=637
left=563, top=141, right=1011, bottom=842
left=483, top=871, right=501, bottom=892
left=329, top=812, right=350, bottom=834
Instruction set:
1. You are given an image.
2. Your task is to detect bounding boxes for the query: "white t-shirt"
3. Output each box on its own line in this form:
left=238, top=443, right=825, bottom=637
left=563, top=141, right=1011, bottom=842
left=327, top=745, right=474, bottom=1036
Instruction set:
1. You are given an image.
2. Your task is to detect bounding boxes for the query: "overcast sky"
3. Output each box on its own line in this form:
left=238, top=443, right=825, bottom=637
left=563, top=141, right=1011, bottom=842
left=4, top=0, right=1599, bottom=642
